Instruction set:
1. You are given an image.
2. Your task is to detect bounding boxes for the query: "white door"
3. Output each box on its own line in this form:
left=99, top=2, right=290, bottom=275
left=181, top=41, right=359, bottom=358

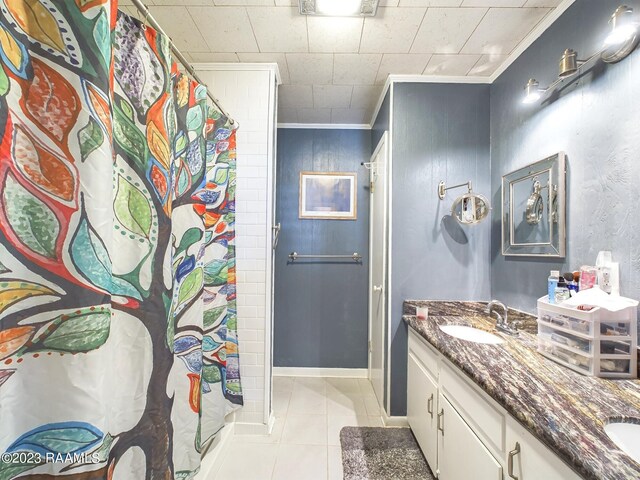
left=407, top=351, right=438, bottom=470
left=368, top=133, right=388, bottom=409
left=438, top=394, right=503, bottom=480
left=505, top=416, right=582, bottom=480
left=267, top=72, right=278, bottom=421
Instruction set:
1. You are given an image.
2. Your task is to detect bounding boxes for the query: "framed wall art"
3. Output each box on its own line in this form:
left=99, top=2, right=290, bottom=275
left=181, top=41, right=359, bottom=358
left=299, top=172, right=357, bottom=220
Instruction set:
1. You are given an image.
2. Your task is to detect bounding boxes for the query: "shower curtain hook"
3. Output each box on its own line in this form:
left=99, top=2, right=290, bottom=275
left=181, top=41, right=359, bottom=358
left=143, top=8, right=150, bottom=29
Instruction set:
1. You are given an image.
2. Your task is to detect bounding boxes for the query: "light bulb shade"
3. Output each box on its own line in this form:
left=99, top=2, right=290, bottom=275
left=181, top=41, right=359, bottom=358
left=608, top=5, right=634, bottom=39
left=523, top=79, right=543, bottom=104
left=299, top=0, right=379, bottom=16
left=558, top=49, right=578, bottom=77
left=605, top=23, right=638, bottom=45
left=602, top=5, right=639, bottom=63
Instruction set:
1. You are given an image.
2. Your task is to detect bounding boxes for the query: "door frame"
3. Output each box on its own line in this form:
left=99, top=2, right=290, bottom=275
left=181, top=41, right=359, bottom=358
left=368, top=131, right=389, bottom=414
left=265, top=68, right=279, bottom=429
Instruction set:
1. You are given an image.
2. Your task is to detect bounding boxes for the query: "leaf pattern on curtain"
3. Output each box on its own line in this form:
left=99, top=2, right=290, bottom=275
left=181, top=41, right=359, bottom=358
left=0, top=3, right=242, bottom=479
left=197, top=107, right=242, bottom=448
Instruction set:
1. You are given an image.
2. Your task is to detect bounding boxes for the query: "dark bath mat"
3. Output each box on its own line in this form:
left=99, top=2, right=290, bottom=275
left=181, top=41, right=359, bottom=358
left=340, top=427, right=435, bottom=480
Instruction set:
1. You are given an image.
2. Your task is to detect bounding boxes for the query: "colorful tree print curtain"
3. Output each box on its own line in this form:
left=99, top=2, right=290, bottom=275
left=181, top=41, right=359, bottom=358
left=0, top=2, right=242, bottom=478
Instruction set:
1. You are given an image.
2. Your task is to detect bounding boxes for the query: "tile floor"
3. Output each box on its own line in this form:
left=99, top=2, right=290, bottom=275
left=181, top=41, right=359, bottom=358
left=214, top=376, right=384, bottom=480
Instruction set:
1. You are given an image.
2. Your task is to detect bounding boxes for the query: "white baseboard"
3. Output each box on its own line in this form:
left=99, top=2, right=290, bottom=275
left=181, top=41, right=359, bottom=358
left=195, top=423, right=235, bottom=480
left=273, top=367, right=368, bottom=378
left=234, top=420, right=272, bottom=435
left=234, top=411, right=276, bottom=436
left=267, top=411, right=276, bottom=434
left=382, top=410, right=409, bottom=427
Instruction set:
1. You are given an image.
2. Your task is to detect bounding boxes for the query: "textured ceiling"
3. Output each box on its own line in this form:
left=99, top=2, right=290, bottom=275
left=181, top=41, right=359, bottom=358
left=120, top=0, right=563, bottom=124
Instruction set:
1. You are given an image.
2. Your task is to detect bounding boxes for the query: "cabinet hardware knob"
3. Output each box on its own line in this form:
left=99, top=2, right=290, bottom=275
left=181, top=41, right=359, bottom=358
left=437, top=409, right=444, bottom=434
left=508, top=442, right=521, bottom=480
left=427, top=394, right=434, bottom=417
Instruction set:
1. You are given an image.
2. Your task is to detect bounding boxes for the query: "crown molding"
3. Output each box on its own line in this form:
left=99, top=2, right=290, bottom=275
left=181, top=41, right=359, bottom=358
left=193, top=0, right=575, bottom=130
left=369, top=74, right=491, bottom=128
left=368, top=0, right=576, bottom=128
left=488, top=0, right=576, bottom=82
left=385, top=74, right=491, bottom=84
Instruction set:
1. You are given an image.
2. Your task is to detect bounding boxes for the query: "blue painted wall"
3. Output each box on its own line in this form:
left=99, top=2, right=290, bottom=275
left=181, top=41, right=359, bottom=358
left=372, top=91, right=390, bottom=150
left=273, top=129, right=371, bottom=368
left=490, top=0, right=640, bottom=313
left=389, top=83, right=492, bottom=415
left=272, top=0, right=640, bottom=411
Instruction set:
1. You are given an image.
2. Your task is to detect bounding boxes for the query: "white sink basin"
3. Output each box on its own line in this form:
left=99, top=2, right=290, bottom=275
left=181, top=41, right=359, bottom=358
left=604, top=421, right=640, bottom=463
left=438, top=325, right=503, bottom=345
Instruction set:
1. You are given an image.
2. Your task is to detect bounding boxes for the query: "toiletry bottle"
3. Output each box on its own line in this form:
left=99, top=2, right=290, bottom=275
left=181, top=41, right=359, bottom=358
left=548, top=270, right=560, bottom=304
left=573, top=271, right=580, bottom=292
left=610, top=262, right=620, bottom=296
left=596, top=251, right=613, bottom=293
left=555, top=277, right=571, bottom=303
left=564, top=272, right=579, bottom=296
left=579, top=266, right=597, bottom=291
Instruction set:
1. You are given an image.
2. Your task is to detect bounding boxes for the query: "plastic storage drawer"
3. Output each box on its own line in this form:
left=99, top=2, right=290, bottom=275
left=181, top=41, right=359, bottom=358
left=537, top=296, right=637, bottom=378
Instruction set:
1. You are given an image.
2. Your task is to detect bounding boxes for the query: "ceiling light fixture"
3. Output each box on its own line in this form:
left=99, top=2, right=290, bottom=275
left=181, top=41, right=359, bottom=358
left=298, top=0, right=379, bottom=17
left=523, top=5, right=639, bottom=105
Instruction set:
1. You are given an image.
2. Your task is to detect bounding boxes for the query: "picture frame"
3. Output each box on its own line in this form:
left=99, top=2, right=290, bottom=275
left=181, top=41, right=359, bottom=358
left=299, top=172, right=357, bottom=220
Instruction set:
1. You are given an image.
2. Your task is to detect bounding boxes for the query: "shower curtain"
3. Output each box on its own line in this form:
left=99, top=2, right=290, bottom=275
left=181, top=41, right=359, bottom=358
left=0, top=1, right=241, bottom=478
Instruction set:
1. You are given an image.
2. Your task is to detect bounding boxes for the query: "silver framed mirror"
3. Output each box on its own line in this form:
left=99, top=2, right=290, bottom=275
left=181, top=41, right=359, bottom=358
left=502, top=152, right=566, bottom=257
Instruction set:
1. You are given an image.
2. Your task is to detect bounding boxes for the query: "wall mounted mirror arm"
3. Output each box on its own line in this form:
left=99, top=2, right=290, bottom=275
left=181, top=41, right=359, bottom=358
left=437, top=180, right=472, bottom=200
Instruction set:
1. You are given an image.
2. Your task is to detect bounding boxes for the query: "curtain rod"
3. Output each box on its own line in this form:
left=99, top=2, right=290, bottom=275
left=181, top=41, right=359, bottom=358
left=129, top=0, right=238, bottom=128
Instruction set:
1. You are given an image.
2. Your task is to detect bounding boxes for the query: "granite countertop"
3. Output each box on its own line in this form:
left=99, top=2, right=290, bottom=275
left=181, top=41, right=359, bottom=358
left=403, top=300, right=640, bottom=480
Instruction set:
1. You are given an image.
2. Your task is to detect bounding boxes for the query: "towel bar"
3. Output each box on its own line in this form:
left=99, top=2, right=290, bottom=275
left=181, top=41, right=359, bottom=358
left=288, top=252, right=362, bottom=262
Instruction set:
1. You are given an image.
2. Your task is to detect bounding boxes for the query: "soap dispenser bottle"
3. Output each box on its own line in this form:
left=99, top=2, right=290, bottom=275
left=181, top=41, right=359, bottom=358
left=548, top=270, right=560, bottom=304
left=555, top=277, right=571, bottom=304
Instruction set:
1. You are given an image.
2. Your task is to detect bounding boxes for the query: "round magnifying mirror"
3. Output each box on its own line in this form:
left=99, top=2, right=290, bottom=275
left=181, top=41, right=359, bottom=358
left=451, top=193, right=490, bottom=225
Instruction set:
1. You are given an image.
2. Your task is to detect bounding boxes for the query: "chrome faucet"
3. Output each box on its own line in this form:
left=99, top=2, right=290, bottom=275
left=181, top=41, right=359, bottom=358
left=485, top=300, right=519, bottom=336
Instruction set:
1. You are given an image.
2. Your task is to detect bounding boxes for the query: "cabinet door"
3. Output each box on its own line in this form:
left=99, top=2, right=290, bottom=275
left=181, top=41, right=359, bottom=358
left=438, top=394, right=503, bottom=480
left=505, top=418, right=582, bottom=480
left=407, top=351, right=438, bottom=469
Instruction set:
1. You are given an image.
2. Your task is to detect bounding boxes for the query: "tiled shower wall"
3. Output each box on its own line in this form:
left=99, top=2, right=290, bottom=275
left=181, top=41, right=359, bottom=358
left=196, top=65, right=278, bottom=432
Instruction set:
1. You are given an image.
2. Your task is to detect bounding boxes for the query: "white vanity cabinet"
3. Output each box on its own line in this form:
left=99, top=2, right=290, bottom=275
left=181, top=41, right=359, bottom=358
left=438, top=393, right=503, bottom=480
left=505, top=418, right=581, bottom=480
left=407, top=336, right=439, bottom=467
left=407, top=327, right=582, bottom=480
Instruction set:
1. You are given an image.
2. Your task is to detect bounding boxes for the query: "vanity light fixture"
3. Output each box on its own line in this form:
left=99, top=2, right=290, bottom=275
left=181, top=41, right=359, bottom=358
left=558, top=48, right=580, bottom=77
left=523, top=79, right=544, bottom=104
left=602, top=5, right=640, bottom=62
left=299, top=0, right=379, bottom=17
left=522, top=5, right=639, bottom=105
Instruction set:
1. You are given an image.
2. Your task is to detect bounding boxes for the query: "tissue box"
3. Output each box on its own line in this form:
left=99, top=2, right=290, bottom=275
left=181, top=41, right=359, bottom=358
left=537, top=296, right=638, bottom=378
